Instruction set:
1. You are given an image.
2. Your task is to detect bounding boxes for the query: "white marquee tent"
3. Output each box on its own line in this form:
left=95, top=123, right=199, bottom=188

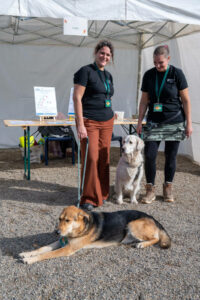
left=0, top=0, right=200, bottom=163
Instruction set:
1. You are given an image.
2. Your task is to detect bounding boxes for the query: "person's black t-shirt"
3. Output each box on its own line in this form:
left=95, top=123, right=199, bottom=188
left=141, top=65, right=188, bottom=123
left=74, top=63, right=114, bottom=121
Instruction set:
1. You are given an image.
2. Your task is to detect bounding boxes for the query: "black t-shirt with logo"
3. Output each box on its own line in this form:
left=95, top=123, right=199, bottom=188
left=141, top=65, right=188, bottom=123
left=74, top=63, right=114, bottom=121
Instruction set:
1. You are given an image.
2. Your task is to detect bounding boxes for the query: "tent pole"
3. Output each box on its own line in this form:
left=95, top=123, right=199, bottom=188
left=136, top=33, right=143, bottom=115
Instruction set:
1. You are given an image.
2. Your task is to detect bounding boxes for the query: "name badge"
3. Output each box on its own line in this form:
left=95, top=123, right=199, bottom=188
left=105, top=99, right=111, bottom=108
left=153, top=103, right=163, bottom=112
left=167, top=78, right=175, bottom=83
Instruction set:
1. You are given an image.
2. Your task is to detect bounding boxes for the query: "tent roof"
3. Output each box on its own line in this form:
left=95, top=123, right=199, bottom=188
left=1, top=1, right=200, bottom=24
left=0, top=0, right=200, bottom=48
left=0, top=17, right=200, bottom=49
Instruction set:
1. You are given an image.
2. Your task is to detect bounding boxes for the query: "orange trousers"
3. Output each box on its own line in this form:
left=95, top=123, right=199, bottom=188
left=80, top=117, right=114, bottom=207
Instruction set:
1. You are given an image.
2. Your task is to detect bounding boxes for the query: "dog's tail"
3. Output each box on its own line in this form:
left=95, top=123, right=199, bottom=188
left=159, top=229, right=171, bottom=249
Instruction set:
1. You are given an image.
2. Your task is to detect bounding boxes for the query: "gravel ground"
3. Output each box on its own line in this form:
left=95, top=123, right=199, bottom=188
left=0, top=148, right=199, bottom=300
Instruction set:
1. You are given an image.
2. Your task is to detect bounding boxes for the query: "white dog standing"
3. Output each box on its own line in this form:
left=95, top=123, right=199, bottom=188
left=115, top=135, right=144, bottom=204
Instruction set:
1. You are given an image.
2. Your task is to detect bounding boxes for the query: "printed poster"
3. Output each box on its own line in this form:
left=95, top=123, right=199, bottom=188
left=34, top=86, right=57, bottom=117
left=68, top=87, right=75, bottom=117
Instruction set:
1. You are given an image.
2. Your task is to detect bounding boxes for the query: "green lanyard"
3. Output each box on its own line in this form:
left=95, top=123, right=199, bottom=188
left=155, top=65, right=169, bottom=103
left=94, top=62, right=110, bottom=98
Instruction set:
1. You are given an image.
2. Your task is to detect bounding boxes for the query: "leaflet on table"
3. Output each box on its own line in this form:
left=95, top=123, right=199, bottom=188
left=45, top=121, right=75, bottom=125
left=34, top=87, right=57, bottom=117
left=9, top=121, right=35, bottom=125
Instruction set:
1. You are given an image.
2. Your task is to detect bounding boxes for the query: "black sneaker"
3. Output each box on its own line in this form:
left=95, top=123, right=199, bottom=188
left=80, top=203, right=95, bottom=211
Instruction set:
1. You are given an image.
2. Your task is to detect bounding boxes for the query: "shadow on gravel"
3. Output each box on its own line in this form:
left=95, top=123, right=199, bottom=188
left=0, top=231, right=58, bottom=258
left=0, top=158, right=77, bottom=172
left=0, top=178, right=78, bottom=206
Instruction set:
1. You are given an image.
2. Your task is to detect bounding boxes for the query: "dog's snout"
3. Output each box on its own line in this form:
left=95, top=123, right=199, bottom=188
left=55, top=228, right=61, bottom=235
left=122, top=143, right=126, bottom=150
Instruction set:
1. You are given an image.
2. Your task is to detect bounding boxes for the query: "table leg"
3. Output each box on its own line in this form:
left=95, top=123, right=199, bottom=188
left=72, top=138, right=75, bottom=165
left=129, top=124, right=137, bottom=134
left=24, top=129, right=27, bottom=177
left=44, top=137, right=49, bottom=166
left=23, top=126, right=31, bottom=180
left=27, top=126, right=30, bottom=180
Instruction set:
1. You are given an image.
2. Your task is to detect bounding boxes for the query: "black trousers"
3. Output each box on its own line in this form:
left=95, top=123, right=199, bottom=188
left=144, top=141, right=180, bottom=185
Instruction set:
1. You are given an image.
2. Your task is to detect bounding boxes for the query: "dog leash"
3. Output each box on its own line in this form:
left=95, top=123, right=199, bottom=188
left=77, top=137, right=89, bottom=208
left=59, top=137, right=89, bottom=248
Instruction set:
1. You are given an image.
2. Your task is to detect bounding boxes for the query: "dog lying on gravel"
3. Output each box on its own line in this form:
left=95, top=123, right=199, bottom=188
left=115, top=135, right=144, bottom=204
left=19, top=206, right=171, bottom=264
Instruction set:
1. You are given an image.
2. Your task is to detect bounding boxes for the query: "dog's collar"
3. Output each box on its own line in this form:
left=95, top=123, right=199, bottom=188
left=125, top=157, right=143, bottom=168
left=59, top=236, right=69, bottom=248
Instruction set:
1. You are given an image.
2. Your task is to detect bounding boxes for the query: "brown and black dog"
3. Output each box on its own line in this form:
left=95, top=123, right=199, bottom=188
left=19, top=206, right=171, bottom=264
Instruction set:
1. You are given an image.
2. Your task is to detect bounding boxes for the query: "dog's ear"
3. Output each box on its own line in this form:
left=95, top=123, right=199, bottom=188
left=136, top=137, right=144, bottom=151
left=77, top=211, right=90, bottom=224
left=83, top=215, right=90, bottom=225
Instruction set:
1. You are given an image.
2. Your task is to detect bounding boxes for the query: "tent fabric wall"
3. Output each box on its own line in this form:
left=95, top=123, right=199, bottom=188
left=1, top=35, right=199, bottom=163
left=140, top=32, right=200, bottom=163
left=0, top=44, right=138, bottom=148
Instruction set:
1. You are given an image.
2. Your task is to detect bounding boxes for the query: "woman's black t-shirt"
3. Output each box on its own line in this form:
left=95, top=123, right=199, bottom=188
left=74, top=63, right=114, bottom=121
left=141, top=65, right=188, bottom=123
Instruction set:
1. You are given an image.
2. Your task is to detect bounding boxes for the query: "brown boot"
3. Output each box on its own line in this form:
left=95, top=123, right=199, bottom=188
left=163, top=182, right=174, bottom=202
left=141, top=183, right=156, bottom=204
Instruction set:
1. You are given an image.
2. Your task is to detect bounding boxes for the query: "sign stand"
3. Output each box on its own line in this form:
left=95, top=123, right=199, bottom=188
left=39, top=116, right=56, bottom=122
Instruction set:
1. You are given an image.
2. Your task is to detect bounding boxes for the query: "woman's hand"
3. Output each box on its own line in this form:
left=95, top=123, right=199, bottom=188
left=136, top=122, right=143, bottom=135
left=77, top=124, right=87, bottom=140
left=137, top=92, right=149, bottom=135
left=180, top=89, right=192, bottom=138
left=185, top=122, right=193, bottom=138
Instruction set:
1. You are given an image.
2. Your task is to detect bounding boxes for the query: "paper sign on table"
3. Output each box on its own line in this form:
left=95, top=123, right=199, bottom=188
left=34, top=86, right=57, bottom=117
left=68, top=87, right=75, bottom=118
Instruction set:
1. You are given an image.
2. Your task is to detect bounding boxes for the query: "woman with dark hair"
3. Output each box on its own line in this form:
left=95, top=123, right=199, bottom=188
left=73, top=40, right=114, bottom=210
left=137, top=45, right=192, bottom=204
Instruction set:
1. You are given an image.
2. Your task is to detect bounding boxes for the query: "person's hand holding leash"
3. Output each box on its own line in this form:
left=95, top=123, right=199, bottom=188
left=136, top=122, right=143, bottom=135
left=77, top=124, right=88, bottom=139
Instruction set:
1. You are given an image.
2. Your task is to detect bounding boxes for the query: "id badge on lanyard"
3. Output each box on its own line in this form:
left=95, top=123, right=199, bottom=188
left=94, top=62, right=111, bottom=108
left=105, top=99, right=111, bottom=107
left=154, top=65, right=169, bottom=112
left=104, top=76, right=111, bottom=107
left=153, top=103, right=163, bottom=112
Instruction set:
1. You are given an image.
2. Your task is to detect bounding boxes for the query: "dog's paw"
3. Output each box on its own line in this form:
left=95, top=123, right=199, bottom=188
left=136, top=242, right=144, bottom=249
left=19, top=252, right=29, bottom=258
left=19, top=251, right=34, bottom=258
left=130, top=199, right=138, bottom=204
left=116, top=198, right=123, bottom=205
left=20, top=256, right=37, bottom=264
